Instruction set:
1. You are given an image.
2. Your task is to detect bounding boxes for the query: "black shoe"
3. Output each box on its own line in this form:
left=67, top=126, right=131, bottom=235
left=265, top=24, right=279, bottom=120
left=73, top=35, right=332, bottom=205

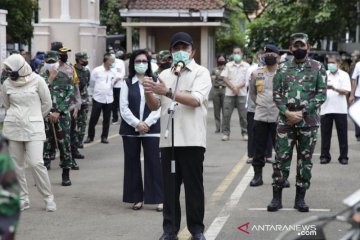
left=320, top=157, right=331, bottom=164
left=101, top=137, right=109, bottom=144
left=339, top=158, right=348, bottom=165
left=250, top=167, right=263, bottom=187
left=283, top=179, right=290, bottom=188
left=83, top=137, right=93, bottom=144
left=71, top=159, right=80, bottom=170
left=267, top=186, right=283, bottom=212
left=294, top=186, right=309, bottom=212
left=191, top=233, right=206, bottom=240
left=77, top=143, right=84, bottom=149
left=159, top=233, right=178, bottom=240
left=61, top=168, right=72, bottom=186
left=72, top=150, right=85, bottom=159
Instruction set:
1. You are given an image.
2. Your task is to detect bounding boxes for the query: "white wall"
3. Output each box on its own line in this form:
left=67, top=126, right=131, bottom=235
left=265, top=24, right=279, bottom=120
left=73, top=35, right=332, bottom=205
left=0, top=9, right=7, bottom=69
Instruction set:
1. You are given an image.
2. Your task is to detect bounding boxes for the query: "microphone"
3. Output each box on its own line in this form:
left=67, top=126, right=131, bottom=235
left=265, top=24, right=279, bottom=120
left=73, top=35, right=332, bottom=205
left=174, top=61, right=185, bottom=76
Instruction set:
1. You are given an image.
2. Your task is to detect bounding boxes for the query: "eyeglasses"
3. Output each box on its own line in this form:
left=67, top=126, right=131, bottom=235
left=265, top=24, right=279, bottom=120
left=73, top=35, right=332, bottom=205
left=134, top=60, right=148, bottom=64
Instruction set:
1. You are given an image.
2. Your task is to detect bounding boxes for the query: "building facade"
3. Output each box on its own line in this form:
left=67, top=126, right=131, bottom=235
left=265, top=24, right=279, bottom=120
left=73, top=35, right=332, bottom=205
left=33, top=0, right=106, bottom=68
left=120, top=0, right=229, bottom=69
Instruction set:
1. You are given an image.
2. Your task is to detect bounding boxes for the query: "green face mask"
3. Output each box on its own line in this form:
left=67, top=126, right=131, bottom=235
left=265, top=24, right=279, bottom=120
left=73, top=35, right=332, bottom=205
left=327, top=63, right=338, bottom=73
left=233, top=54, right=242, bottom=62
left=134, top=63, right=148, bottom=74
left=172, top=51, right=191, bottom=65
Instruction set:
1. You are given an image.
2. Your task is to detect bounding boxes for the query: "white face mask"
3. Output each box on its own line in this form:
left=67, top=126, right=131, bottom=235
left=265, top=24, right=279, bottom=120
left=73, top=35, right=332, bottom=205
left=44, top=62, right=59, bottom=72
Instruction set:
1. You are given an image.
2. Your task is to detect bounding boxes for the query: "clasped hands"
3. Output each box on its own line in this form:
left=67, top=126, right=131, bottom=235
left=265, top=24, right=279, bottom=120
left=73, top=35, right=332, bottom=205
left=284, top=110, right=303, bottom=125
left=136, top=121, right=150, bottom=134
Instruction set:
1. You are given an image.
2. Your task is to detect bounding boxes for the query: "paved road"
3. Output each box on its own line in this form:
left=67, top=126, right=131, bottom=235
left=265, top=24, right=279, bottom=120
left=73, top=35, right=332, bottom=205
left=16, top=105, right=360, bottom=240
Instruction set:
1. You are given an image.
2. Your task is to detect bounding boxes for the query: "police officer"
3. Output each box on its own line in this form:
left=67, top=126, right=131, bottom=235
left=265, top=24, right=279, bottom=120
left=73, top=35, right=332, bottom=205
left=43, top=47, right=79, bottom=186
left=73, top=52, right=91, bottom=149
left=268, top=33, right=327, bottom=212
left=211, top=55, right=227, bottom=133
left=249, top=44, right=281, bottom=187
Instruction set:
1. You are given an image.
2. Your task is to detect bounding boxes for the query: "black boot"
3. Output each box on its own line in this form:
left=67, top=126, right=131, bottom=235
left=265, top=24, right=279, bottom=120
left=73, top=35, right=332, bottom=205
left=62, top=168, right=72, bottom=186
left=267, top=186, right=283, bottom=212
left=294, top=186, right=309, bottom=212
left=72, top=150, right=85, bottom=159
left=250, top=166, right=263, bottom=187
left=71, top=158, right=80, bottom=170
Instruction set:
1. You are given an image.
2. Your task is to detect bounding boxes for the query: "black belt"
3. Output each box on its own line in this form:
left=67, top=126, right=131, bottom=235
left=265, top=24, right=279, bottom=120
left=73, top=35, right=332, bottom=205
left=214, top=86, right=225, bottom=89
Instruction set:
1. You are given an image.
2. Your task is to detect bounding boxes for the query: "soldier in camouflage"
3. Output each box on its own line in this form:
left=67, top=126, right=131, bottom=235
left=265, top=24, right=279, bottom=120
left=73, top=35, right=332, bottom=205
left=42, top=47, right=79, bottom=186
left=0, top=135, right=20, bottom=240
left=267, top=33, right=327, bottom=212
left=73, top=52, right=91, bottom=150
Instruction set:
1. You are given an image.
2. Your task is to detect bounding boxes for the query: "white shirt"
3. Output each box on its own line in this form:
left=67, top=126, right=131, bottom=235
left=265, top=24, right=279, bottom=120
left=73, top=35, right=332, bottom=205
left=90, top=65, right=116, bottom=104
left=221, top=61, right=250, bottom=96
left=120, top=76, right=160, bottom=137
left=157, top=59, right=212, bottom=148
left=112, top=58, right=126, bottom=88
left=351, top=61, right=360, bottom=96
left=321, top=69, right=351, bottom=115
left=245, top=63, right=259, bottom=111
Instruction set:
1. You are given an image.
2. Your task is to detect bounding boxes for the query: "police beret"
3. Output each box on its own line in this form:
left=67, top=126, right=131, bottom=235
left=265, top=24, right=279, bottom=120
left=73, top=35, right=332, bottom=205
left=264, top=44, right=280, bottom=54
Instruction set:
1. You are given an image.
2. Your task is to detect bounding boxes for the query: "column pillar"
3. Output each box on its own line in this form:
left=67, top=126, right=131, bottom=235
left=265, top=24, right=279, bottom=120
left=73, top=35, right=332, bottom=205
left=60, top=0, right=70, bottom=19
left=0, top=9, right=8, bottom=68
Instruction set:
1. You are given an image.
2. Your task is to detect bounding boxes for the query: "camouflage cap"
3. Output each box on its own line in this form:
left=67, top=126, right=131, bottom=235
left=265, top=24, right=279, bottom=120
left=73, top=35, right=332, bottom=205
left=58, top=47, right=71, bottom=53
left=290, top=33, right=309, bottom=45
left=158, top=50, right=171, bottom=59
left=75, top=52, right=88, bottom=60
left=45, top=51, right=58, bottom=62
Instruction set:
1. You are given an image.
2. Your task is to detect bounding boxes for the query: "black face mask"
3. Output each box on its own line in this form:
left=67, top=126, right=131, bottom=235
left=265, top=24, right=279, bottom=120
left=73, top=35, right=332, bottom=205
left=293, top=49, right=307, bottom=60
left=81, top=61, right=88, bottom=67
left=264, top=55, right=277, bottom=65
left=160, top=63, right=172, bottom=69
left=59, top=54, right=68, bottom=63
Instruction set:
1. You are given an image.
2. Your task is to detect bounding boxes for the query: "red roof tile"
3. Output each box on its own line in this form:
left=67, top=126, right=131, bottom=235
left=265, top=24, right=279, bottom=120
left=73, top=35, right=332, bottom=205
left=126, top=0, right=226, bottom=10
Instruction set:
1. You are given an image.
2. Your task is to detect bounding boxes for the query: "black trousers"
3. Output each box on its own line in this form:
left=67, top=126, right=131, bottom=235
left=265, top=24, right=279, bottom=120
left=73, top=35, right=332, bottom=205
left=252, top=120, right=277, bottom=168
left=320, top=114, right=348, bottom=160
left=112, top=88, right=121, bottom=122
left=247, top=112, right=273, bottom=158
left=122, top=136, right=163, bottom=204
left=161, top=147, right=205, bottom=235
left=87, top=98, right=112, bottom=139
left=355, top=97, right=360, bottom=138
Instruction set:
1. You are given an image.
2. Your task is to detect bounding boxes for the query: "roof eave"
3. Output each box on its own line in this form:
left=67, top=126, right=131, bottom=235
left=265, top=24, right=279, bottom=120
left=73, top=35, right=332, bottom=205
left=119, top=8, right=228, bottom=19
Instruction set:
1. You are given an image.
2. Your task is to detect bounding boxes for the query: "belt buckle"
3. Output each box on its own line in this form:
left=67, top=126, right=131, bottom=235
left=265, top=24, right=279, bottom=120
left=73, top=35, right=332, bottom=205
left=219, top=86, right=223, bottom=89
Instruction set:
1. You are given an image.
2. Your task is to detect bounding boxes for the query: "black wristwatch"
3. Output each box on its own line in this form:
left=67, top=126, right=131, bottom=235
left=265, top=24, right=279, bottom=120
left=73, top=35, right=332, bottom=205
left=165, top=88, right=173, bottom=99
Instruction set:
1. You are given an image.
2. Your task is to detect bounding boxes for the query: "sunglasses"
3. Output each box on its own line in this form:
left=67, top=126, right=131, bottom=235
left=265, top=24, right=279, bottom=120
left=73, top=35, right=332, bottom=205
left=134, top=60, right=148, bottom=64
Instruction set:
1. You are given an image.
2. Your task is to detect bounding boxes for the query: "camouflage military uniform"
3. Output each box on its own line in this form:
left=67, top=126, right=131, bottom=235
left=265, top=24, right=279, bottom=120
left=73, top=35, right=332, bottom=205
left=43, top=64, right=75, bottom=169
left=272, top=58, right=327, bottom=189
left=0, top=136, right=20, bottom=239
left=73, top=65, right=90, bottom=148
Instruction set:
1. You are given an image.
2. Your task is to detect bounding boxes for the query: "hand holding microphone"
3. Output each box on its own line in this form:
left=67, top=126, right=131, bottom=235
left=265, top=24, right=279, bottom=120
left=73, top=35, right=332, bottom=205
left=174, top=61, right=185, bottom=76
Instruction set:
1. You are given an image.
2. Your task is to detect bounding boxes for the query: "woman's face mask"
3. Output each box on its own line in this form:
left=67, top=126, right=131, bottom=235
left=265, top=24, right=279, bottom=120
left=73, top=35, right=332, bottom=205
left=134, top=63, right=148, bottom=74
